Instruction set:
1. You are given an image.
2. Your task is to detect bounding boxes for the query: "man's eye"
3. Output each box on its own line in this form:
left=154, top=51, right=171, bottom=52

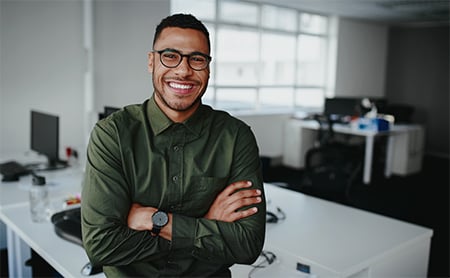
left=191, top=55, right=206, bottom=63
left=163, top=53, right=178, bottom=59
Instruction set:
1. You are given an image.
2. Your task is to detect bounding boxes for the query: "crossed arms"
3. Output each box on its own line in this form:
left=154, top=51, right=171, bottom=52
left=128, top=180, right=263, bottom=241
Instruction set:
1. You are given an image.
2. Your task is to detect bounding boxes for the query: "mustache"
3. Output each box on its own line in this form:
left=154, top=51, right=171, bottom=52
left=163, top=76, right=200, bottom=85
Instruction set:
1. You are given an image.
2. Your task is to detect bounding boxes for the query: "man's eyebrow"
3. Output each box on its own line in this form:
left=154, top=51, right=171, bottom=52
left=158, top=48, right=210, bottom=57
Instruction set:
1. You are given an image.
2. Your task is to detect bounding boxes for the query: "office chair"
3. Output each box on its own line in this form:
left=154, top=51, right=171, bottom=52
left=301, top=143, right=363, bottom=204
left=300, top=115, right=363, bottom=204
left=379, top=103, right=415, bottom=124
left=98, top=106, right=120, bottom=120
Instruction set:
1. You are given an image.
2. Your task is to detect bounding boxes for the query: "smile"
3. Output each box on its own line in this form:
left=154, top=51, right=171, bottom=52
left=169, top=82, right=193, bottom=90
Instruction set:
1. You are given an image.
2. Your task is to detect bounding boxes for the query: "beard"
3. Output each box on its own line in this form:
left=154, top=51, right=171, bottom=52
left=154, top=88, right=203, bottom=112
left=152, top=73, right=207, bottom=112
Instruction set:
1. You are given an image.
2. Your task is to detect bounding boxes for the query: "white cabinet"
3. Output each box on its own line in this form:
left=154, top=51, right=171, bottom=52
left=390, top=125, right=425, bottom=176
left=282, top=119, right=317, bottom=169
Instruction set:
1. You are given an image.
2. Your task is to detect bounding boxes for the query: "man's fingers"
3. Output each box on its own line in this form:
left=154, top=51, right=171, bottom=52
left=205, top=180, right=263, bottom=222
left=222, top=180, right=252, bottom=196
left=229, top=207, right=259, bottom=222
left=229, top=195, right=262, bottom=212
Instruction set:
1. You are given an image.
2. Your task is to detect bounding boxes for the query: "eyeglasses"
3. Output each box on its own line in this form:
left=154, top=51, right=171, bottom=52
left=154, top=48, right=212, bottom=71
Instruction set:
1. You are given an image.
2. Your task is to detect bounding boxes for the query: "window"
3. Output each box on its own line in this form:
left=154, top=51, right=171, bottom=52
left=171, top=0, right=330, bottom=113
left=216, top=26, right=259, bottom=86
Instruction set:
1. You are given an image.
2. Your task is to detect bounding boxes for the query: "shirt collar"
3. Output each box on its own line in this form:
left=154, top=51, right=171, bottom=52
left=146, top=94, right=208, bottom=137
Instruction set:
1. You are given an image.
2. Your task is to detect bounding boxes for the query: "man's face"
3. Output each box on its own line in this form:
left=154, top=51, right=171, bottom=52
left=148, top=27, right=210, bottom=121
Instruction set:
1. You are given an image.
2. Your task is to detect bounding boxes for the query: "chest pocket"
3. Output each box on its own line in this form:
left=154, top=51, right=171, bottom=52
left=183, top=176, right=228, bottom=217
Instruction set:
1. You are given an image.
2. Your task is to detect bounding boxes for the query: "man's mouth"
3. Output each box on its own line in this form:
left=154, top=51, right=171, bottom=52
left=169, top=82, right=193, bottom=90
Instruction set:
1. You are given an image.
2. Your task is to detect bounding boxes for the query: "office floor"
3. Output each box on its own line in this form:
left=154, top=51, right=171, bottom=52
left=0, top=155, right=448, bottom=278
left=264, top=153, right=449, bottom=278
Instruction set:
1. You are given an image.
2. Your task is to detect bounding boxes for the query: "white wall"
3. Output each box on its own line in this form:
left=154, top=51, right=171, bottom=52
left=334, top=18, right=388, bottom=98
left=0, top=0, right=169, bottom=157
left=0, top=0, right=84, bottom=156
left=94, top=0, right=169, bottom=111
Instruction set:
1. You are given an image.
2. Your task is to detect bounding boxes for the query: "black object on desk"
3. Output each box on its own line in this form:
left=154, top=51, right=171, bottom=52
left=0, top=160, right=30, bottom=181
left=51, top=207, right=103, bottom=276
left=51, top=207, right=83, bottom=246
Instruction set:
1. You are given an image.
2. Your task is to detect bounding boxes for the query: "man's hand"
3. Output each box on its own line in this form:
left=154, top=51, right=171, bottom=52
left=127, top=203, right=155, bottom=231
left=205, top=181, right=262, bottom=222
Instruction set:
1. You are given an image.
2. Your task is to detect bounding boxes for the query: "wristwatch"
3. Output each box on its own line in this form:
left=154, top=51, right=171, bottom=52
left=151, top=210, right=169, bottom=236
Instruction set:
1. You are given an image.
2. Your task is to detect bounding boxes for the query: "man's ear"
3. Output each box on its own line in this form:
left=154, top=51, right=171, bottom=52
left=148, top=52, right=154, bottom=73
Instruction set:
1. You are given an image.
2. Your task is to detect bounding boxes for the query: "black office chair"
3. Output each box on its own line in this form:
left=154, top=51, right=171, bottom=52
left=301, top=143, right=363, bottom=203
left=380, top=103, right=415, bottom=124
left=300, top=115, right=363, bottom=204
left=98, top=106, right=120, bottom=120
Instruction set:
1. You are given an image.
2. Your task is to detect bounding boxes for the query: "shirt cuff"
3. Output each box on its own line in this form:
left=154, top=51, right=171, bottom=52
left=171, top=213, right=196, bottom=250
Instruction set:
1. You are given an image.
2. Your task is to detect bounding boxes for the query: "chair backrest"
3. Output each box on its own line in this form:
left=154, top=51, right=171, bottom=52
left=98, top=106, right=120, bottom=120
left=302, top=142, right=363, bottom=203
left=380, top=104, right=415, bottom=123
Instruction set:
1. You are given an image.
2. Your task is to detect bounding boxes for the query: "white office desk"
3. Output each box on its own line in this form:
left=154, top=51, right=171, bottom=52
left=0, top=166, right=84, bottom=208
left=0, top=203, right=104, bottom=278
left=1, top=177, right=432, bottom=278
left=232, top=184, right=433, bottom=277
left=283, top=119, right=424, bottom=184
left=0, top=162, right=89, bottom=278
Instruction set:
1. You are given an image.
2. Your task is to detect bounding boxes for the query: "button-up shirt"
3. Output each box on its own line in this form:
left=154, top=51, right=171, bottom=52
left=81, top=96, right=266, bottom=277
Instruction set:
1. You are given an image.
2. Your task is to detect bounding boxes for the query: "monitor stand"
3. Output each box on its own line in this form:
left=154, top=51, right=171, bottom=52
left=28, top=159, right=68, bottom=171
left=45, top=159, right=68, bottom=171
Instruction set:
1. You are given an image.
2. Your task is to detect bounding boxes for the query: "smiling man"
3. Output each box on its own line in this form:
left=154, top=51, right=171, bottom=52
left=81, top=14, right=266, bottom=277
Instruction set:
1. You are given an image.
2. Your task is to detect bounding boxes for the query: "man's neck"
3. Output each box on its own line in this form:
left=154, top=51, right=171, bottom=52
left=154, top=95, right=200, bottom=123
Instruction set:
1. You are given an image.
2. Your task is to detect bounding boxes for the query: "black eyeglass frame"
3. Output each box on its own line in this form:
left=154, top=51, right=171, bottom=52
left=154, top=48, right=212, bottom=71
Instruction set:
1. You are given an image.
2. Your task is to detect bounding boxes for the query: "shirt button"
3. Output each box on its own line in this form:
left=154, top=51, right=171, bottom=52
left=173, top=145, right=180, bottom=152
left=172, top=176, right=178, bottom=182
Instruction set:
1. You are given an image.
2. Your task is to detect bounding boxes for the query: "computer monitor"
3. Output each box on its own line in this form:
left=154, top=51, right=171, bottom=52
left=324, top=97, right=360, bottom=117
left=98, top=106, right=120, bottom=120
left=30, top=110, right=66, bottom=170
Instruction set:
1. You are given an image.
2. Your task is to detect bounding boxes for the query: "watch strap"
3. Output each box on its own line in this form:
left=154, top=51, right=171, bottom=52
left=150, top=226, right=162, bottom=236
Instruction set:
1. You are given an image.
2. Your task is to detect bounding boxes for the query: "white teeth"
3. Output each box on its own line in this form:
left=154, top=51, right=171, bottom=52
left=169, top=82, right=193, bottom=89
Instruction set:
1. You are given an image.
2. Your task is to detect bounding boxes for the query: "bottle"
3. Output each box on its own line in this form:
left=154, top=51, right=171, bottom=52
left=29, top=174, right=49, bottom=222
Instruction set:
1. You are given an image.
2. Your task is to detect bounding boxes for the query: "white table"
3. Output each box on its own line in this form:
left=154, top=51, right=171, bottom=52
left=0, top=203, right=104, bottom=278
left=0, top=162, right=91, bottom=278
left=283, top=119, right=424, bottom=184
left=232, top=184, right=433, bottom=277
left=1, top=174, right=433, bottom=278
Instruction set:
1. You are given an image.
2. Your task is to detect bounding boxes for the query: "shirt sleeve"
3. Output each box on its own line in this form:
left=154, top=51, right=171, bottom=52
left=81, top=120, right=171, bottom=267
left=171, top=123, right=266, bottom=265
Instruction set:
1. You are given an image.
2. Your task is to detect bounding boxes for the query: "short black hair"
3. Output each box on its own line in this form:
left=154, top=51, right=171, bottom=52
left=153, top=13, right=210, bottom=52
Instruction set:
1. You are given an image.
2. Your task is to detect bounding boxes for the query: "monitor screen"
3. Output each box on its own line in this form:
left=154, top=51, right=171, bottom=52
left=324, top=97, right=360, bottom=118
left=30, top=110, right=64, bottom=169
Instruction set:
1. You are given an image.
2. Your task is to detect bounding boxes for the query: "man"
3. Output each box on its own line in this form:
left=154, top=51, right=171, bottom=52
left=81, top=13, right=266, bottom=277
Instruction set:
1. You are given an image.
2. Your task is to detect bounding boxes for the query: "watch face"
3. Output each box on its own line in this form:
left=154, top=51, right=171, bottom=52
left=153, top=211, right=168, bottom=226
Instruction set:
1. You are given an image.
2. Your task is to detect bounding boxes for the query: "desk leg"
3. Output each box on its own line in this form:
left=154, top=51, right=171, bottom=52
left=384, top=135, right=394, bottom=178
left=6, top=226, right=32, bottom=277
left=363, top=136, right=375, bottom=185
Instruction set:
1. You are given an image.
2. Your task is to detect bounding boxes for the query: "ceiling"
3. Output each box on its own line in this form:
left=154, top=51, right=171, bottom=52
left=247, top=0, right=450, bottom=26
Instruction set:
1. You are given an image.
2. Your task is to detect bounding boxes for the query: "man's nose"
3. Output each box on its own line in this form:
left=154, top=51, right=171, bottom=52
left=174, top=56, right=193, bottom=75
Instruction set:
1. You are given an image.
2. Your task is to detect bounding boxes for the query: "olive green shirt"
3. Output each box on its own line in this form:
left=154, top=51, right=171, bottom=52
left=81, top=96, right=266, bottom=277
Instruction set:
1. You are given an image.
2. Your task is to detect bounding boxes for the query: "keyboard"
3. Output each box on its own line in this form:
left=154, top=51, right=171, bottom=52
left=0, top=160, right=30, bottom=181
